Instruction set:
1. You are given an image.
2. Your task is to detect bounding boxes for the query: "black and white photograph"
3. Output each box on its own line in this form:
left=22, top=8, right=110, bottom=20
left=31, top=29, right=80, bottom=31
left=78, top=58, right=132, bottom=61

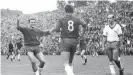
left=0, top=0, right=133, bottom=75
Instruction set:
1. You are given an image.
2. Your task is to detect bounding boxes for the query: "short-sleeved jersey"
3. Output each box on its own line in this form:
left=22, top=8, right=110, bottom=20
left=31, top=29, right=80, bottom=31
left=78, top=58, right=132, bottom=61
left=79, top=38, right=87, bottom=45
left=16, top=42, right=23, bottom=49
left=56, top=15, right=86, bottom=38
left=103, top=24, right=122, bottom=42
left=9, top=43, right=13, bottom=51
left=17, top=27, right=48, bottom=46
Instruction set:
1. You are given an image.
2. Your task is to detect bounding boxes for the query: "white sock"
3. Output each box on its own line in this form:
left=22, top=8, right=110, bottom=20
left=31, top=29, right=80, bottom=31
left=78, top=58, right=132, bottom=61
left=109, top=65, right=116, bottom=75
left=34, top=70, right=39, bottom=75
left=18, top=54, right=20, bottom=60
left=70, top=66, right=73, bottom=72
left=65, top=65, right=74, bottom=75
left=10, top=55, right=14, bottom=59
left=92, top=53, right=94, bottom=57
left=96, top=52, right=98, bottom=56
left=39, top=68, right=43, bottom=74
left=118, top=57, right=121, bottom=61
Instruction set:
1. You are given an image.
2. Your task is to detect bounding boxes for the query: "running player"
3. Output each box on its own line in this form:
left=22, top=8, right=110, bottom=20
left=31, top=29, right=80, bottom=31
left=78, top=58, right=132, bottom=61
left=13, top=38, right=23, bottom=61
left=17, top=15, right=50, bottom=75
left=79, top=37, right=87, bottom=65
left=49, top=4, right=87, bottom=75
left=6, top=41, right=14, bottom=61
left=102, top=14, right=124, bottom=75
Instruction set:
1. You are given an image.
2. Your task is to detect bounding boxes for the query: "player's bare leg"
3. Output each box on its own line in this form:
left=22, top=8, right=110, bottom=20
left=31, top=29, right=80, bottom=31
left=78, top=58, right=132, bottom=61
left=10, top=52, right=14, bottom=62
left=17, top=54, right=21, bottom=61
left=36, top=52, right=46, bottom=75
left=61, top=51, right=75, bottom=75
left=17, top=50, right=21, bottom=61
left=12, top=54, right=16, bottom=59
left=92, top=50, right=95, bottom=57
left=81, top=50, right=87, bottom=65
left=6, top=52, right=10, bottom=59
left=109, top=61, right=116, bottom=75
left=27, top=52, right=39, bottom=75
left=94, top=51, right=99, bottom=57
left=113, top=49, right=124, bottom=75
left=107, top=49, right=116, bottom=75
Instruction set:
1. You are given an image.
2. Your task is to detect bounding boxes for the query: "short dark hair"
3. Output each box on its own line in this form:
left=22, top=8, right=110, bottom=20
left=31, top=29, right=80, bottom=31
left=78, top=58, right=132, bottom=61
left=28, top=19, right=36, bottom=23
left=19, top=38, right=22, bottom=40
left=65, top=4, right=74, bottom=13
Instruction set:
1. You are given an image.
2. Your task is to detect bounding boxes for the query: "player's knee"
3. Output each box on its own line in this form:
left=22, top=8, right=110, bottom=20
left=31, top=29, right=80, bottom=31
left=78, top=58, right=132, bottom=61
left=109, top=61, right=115, bottom=65
left=64, top=63, right=69, bottom=67
left=31, top=61, right=36, bottom=65
left=69, top=63, right=72, bottom=66
left=113, top=58, right=120, bottom=62
left=113, top=56, right=120, bottom=61
left=81, top=55, right=84, bottom=58
left=40, top=59, right=45, bottom=64
left=109, top=58, right=114, bottom=62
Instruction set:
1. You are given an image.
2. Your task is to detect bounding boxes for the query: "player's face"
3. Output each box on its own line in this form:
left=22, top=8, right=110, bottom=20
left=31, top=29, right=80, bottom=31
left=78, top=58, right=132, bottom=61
left=20, top=39, right=23, bottom=42
left=29, top=19, right=37, bottom=28
left=108, top=17, right=114, bottom=24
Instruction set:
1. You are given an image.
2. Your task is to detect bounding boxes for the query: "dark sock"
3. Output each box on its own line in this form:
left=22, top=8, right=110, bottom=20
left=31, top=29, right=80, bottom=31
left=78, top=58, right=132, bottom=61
left=7, top=55, right=9, bottom=59
left=114, top=60, right=122, bottom=70
left=31, top=62, right=38, bottom=72
left=39, top=62, right=45, bottom=68
left=81, top=55, right=83, bottom=58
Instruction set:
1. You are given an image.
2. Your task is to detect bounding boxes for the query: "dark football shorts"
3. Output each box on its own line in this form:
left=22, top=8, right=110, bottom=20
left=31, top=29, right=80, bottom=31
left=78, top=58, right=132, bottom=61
left=8, top=49, right=13, bottom=55
left=105, top=41, right=120, bottom=61
left=15, top=49, right=21, bottom=55
left=8, top=51, right=13, bottom=55
left=9, top=49, right=13, bottom=52
left=79, top=43, right=86, bottom=51
left=24, top=45, right=41, bottom=55
left=59, top=38, right=78, bottom=53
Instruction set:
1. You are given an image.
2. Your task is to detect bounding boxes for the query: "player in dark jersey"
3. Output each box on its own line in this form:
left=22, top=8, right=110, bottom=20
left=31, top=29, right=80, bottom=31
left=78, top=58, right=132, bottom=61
left=49, top=4, right=87, bottom=75
left=7, top=41, right=14, bottom=61
left=13, top=38, right=23, bottom=61
left=17, top=15, right=50, bottom=75
left=79, top=37, right=87, bottom=65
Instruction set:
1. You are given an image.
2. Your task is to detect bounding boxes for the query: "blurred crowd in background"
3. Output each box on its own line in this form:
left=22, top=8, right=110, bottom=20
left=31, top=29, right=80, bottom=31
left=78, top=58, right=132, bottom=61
left=1, top=1, right=133, bottom=55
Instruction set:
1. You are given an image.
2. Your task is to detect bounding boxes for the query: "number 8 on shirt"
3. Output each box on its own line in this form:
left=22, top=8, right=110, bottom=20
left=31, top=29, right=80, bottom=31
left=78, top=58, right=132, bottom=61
left=68, top=20, right=74, bottom=31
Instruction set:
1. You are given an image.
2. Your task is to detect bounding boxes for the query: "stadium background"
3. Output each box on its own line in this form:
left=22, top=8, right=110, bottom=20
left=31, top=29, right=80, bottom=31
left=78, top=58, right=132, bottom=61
left=1, top=1, right=133, bottom=55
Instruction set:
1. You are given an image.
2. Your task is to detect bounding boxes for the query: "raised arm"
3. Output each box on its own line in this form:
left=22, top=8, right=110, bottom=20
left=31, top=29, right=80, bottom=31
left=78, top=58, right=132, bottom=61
left=16, top=14, right=23, bottom=30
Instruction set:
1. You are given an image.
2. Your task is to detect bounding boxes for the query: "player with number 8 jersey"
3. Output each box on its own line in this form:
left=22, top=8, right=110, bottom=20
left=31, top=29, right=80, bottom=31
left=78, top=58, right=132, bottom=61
left=59, top=16, right=86, bottom=38
left=49, top=4, right=87, bottom=75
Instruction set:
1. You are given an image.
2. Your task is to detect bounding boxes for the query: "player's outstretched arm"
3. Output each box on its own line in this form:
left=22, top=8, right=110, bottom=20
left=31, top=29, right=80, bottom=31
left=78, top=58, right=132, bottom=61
left=37, top=29, right=51, bottom=37
left=42, top=30, right=51, bottom=36
left=50, top=19, right=61, bottom=34
left=49, top=27, right=57, bottom=33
